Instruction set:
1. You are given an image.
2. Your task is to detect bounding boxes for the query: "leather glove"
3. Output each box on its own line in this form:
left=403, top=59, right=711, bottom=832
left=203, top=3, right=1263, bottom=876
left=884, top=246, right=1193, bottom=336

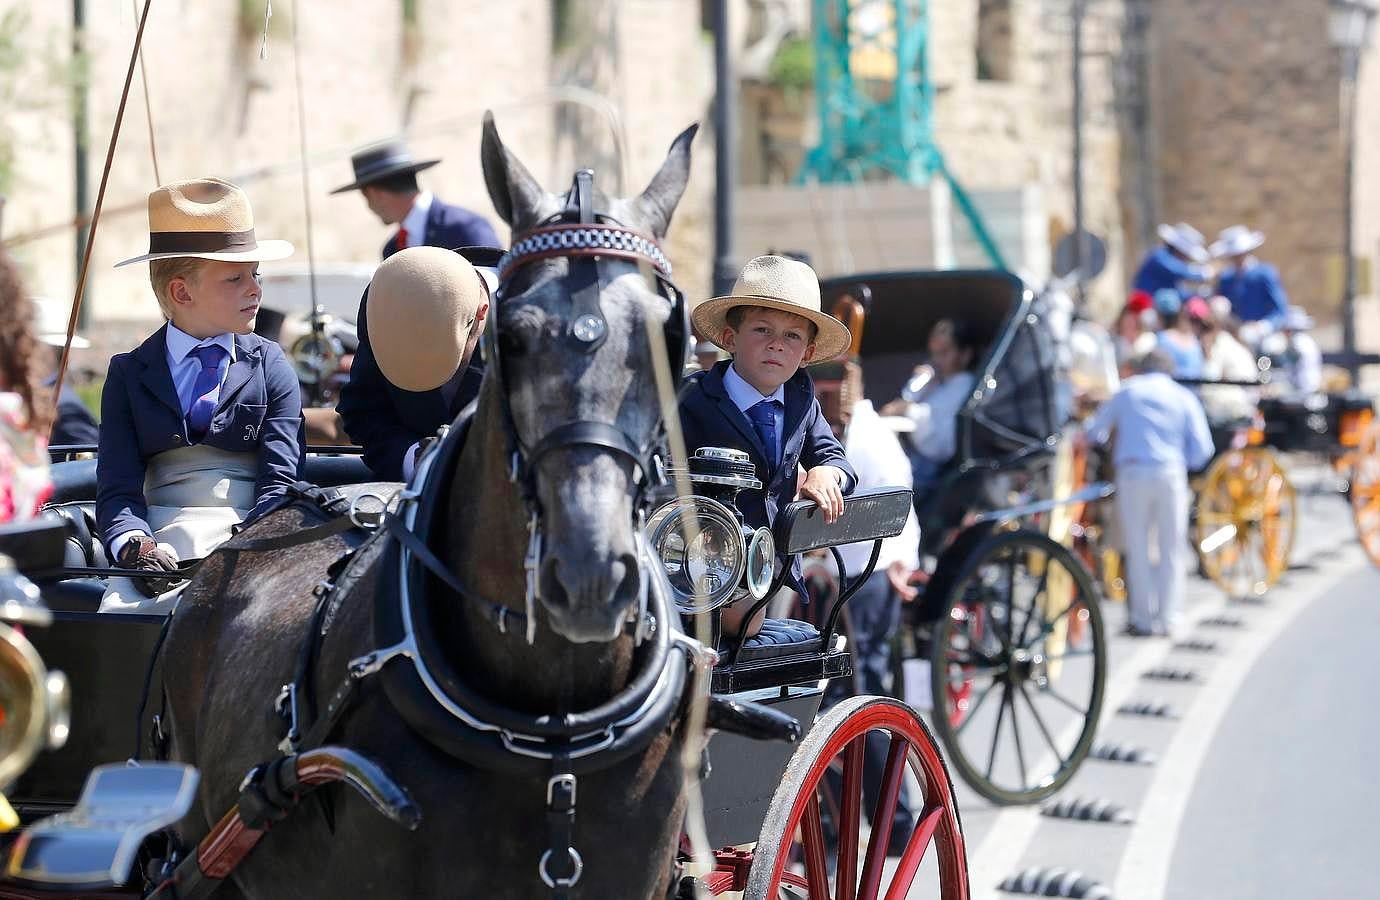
left=115, top=534, right=180, bottom=598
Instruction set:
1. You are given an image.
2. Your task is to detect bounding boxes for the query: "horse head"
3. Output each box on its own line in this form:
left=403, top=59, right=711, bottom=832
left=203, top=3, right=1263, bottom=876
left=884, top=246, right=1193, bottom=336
left=480, top=114, right=696, bottom=643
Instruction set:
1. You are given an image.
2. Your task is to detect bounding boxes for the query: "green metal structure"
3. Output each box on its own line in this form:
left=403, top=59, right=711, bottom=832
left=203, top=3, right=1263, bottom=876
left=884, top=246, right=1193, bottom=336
left=800, top=0, right=1007, bottom=269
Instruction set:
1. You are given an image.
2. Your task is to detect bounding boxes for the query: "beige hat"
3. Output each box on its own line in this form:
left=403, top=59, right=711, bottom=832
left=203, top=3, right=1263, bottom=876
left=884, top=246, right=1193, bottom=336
left=114, top=178, right=294, bottom=267
left=691, top=255, right=851, bottom=364
left=368, top=246, right=489, bottom=392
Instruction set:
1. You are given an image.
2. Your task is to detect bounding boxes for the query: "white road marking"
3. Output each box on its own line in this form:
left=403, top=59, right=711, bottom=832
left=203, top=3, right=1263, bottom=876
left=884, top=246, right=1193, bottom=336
left=1112, top=545, right=1362, bottom=900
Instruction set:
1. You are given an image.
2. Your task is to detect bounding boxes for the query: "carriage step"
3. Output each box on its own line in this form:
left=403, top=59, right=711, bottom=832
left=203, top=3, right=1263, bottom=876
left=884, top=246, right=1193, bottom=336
left=1141, top=666, right=1200, bottom=682
left=1172, top=639, right=1219, bottom=653
left=998, top=866, right=1114, bottom=898
left=1040, top=797, right=1134, bottom=824
left=1116, top=701, right=1178, bottom=719
left=1089, top=742, right=1156, bottom=765
left=1198, top=614, right=1246, bottom=629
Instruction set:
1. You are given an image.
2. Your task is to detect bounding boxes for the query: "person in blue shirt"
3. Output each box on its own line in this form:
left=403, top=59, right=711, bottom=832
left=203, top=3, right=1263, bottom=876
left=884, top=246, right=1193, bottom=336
left=679, top=255, right=857, bottom=635
left=1151, top=289, right=1205, bottom=379
left=1085, top=348, right=1213, bottom=638
left=1132, top=222, right=1210, bottom=300
left=1211, top=225, right=1288, bottom=333
left=98, top=178, right=305, bottom=613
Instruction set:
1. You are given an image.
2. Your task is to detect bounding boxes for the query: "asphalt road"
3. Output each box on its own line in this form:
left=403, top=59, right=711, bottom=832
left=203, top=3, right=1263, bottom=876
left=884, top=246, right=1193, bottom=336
left=1164, top=563, right=1380, bottom=899
left=949, top=467, right=1377, bottom=900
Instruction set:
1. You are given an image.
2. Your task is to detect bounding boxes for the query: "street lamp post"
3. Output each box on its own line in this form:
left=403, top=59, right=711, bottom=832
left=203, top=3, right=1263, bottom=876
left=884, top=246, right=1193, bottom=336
left=1329, top=0, right=1377, bottom=379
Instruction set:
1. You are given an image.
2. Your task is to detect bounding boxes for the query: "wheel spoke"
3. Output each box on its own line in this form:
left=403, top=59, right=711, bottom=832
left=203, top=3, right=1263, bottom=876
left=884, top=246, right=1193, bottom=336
left=882, top=805, right=944, bottom=900
left=985, top=685, right=1009, bottom=780
left=1009, top=683, right=1030, bottom=791
left=1042, top=683, right=1091, bottom=717
left=835, top=737, right=864, bottom=900
left=859, top=735, right=909, bottom=900
left=1013, top=554, right=1049, bottom=649
left=800, top=792, right=831, bottom=900
left=1023, top=597, right=1077, bottom=650
left=955, top=679, right=1000, bottom=736
left=1017, top=681, right=1068, bottom=767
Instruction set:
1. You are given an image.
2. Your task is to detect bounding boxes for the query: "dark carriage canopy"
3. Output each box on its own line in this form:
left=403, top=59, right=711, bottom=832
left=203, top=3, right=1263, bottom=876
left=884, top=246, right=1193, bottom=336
left=820, top=269, right=1070, bottom=467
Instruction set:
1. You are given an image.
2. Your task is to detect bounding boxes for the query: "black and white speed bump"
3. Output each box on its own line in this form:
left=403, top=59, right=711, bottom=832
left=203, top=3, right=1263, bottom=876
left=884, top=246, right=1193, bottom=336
left=1198, top=613, right=1246, bottom=628
left=998, top=866, right=1113, bottom=898
left=1172, top=638, right=1219, bottom=653
left=1141, top=666, right=1200, bottom=682
left=1117, top=700, right=1178, bottom=718
left=1089, top=741, right=1156, bottom=764
left=1041, top=796, right=1134, bottom=824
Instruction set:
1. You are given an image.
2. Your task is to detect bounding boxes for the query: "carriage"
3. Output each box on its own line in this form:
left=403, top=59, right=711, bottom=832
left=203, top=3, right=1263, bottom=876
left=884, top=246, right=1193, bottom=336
left=805, top=270, right=1109, bottom=806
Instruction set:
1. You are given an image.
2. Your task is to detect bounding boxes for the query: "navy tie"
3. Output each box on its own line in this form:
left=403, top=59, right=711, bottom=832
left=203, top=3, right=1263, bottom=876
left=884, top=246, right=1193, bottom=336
left=746, top=399, right=782, bottom=469
left=186, top=344, right=228, bottom=443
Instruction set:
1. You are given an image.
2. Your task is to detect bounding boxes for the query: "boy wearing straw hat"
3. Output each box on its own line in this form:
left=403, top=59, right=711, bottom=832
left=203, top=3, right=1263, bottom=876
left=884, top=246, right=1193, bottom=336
left=680, top=256, right=857, bottom=626
left=97, top=178, right=304, bottom=612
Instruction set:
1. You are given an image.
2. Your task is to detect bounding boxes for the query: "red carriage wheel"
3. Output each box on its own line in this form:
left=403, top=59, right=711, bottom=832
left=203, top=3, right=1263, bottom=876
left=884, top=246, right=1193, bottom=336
left=730, top=696, right=969, bottom=899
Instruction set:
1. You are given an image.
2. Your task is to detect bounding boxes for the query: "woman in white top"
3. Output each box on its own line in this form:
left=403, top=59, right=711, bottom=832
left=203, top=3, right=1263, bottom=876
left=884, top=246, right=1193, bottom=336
left=882, top=318, right=979, bottom=490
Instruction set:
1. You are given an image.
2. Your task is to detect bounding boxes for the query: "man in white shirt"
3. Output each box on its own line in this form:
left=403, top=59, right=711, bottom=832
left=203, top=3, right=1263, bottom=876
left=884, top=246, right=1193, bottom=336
left=881, top=318, right=979, bottom=491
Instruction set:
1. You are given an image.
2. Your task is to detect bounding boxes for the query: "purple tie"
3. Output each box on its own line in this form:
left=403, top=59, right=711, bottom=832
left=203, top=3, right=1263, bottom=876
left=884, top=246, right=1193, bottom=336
left=186, top=344, right=228, bottom=443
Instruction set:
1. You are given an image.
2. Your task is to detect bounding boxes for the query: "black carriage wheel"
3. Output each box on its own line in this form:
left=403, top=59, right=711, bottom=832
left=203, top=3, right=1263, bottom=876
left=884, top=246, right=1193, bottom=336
left=928, top=528, right=1106, bottom=805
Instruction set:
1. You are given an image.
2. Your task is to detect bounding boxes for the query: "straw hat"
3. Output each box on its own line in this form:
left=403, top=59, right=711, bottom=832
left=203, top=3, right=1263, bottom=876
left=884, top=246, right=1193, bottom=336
left=1209, top=225, right=1265, bottom=259
left=1156, top=222, right=1209, bottom=263
left=367, top=247, right=489, bottom=392
left=331, top=139, right=440, bottom=194
left=113, top=178, right=293, bottom=267
left=691, top=255, right=851, bottom=364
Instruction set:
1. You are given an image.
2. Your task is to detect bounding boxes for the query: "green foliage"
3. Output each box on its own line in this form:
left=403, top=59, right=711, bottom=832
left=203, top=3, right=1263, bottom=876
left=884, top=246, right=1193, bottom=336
left=402, top=0, right=420, bottom=26
left=74, top=379, right=103, bottom=424
left=768, top=36, right=815, bottom=94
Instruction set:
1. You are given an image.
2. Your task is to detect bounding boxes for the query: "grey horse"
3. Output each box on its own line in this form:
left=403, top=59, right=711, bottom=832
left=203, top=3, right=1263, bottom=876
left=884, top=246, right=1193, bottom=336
left=161, top=115, right=698, bottom=899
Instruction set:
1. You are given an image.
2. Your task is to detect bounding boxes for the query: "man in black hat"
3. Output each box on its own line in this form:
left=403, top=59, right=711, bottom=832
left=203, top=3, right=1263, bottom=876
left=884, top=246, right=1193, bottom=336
left=332, top=138, right=499, bottom=260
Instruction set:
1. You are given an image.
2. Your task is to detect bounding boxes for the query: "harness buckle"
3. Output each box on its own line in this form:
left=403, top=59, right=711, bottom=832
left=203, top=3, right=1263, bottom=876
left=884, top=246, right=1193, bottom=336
left=546, top=772, right=577, bottom=808
left=275, top=683, right=300, bottom=754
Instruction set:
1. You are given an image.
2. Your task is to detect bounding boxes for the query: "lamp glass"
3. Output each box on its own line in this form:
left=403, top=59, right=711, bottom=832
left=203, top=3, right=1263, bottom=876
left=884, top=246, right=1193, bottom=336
left=1330, top=0, right=1378, bottom=50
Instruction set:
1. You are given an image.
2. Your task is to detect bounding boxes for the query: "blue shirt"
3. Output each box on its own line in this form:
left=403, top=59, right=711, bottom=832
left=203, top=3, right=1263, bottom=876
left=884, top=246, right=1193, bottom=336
left=1087, top=372, right=1213, bottom=471
left=1132, top=246, right=1201, bottom=300
left=723, top=363, right=785, bottom=462
left=1155, top=330, right=1205, bottom=379
left=164, top=323, right=235, bottom=416
left=1216, top=261, right=1288, bottom=327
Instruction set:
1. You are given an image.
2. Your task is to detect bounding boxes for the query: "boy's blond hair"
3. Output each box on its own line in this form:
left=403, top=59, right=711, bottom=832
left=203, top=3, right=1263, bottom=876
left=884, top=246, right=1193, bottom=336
left=147, top=257, right=205, bottom=320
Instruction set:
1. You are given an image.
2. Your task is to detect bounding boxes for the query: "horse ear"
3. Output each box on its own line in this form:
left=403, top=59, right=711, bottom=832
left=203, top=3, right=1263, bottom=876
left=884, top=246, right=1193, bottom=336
left=634, top=123, right=698, bottom=238
left=481, top=111, right=545, bottom=229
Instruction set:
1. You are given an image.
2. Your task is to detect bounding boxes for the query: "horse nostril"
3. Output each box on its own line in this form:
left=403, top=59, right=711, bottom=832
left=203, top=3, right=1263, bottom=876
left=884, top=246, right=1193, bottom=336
left=540, top=558, right=570, bottom=608
left=612, top=553, right=640, bottom=609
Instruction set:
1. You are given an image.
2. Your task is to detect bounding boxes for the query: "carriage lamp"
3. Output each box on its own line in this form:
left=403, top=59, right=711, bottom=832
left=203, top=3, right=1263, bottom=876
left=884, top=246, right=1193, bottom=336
left=646, top=496, right=775, bottom=614
left=647, top=447, right=777, bottom=614
left=0, top=560, right=70, bottom=796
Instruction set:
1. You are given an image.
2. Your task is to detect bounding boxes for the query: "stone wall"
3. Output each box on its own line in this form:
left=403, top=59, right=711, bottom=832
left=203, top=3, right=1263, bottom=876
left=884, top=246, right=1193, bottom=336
left=0, top=0, right=714, bottom=359
left=1144, top=0, right=1380, bottom=324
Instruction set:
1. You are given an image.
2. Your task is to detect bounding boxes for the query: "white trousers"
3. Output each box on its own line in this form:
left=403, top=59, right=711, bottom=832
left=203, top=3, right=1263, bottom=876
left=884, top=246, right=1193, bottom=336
left=1115, top=464, right=1190, bottom=634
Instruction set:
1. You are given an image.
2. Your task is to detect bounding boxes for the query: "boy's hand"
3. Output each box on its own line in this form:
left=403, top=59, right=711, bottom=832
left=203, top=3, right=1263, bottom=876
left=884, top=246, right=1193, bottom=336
left=115, top=535, right=180, bottom=598
left=798, top=466, right=845, bottom=524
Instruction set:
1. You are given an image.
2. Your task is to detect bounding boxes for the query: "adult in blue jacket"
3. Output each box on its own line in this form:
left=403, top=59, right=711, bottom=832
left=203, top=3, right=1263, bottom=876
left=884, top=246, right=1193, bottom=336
left=1131, top=222, right=1210, bottom=300
left=331, top=139, right=499, bottom=260
left=1211, top=225, right=1288, bottom=330
left=336, top=247, right=495, bottom=482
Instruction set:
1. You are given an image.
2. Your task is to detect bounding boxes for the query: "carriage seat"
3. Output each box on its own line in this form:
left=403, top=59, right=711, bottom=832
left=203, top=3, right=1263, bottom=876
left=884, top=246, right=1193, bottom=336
left=45, top=502, right=107, bottom=568
left=731, top=618, right=821, bottom=662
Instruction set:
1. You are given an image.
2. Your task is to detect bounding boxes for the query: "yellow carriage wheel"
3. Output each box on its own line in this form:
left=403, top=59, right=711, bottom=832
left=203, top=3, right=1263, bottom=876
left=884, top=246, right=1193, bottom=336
left=1195, top=447, right=1296, bottom=598
left=1349, top=422, right=1380, bottom=567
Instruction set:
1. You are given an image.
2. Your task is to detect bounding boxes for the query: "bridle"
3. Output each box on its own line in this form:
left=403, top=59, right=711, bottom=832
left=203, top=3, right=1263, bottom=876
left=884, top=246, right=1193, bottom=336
left=481, top=168, right=689, bottom=642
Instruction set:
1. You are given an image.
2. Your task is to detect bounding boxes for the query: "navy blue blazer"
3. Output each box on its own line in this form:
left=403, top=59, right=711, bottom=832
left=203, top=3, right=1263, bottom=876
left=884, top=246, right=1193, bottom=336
left=48, top=382, right=100, bottom=447
left=95, top=327, right=306, bottom=553
left=678, top=361, right=856, bottom=586
left=1217, top=263, right=1288, bottom=327
left=336, top=286, right=483, bottom=481
left=381, top=197, right=499, bottom=260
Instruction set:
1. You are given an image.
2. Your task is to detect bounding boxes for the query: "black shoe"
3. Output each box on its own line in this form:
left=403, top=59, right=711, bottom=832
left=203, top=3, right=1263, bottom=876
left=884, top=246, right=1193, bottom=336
left=1121, top=624, right=1155, bottom=638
